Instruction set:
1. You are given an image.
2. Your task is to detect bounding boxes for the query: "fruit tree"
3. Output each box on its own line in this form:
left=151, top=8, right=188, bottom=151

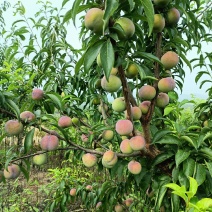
left=0, top=0, right=212, bottom=211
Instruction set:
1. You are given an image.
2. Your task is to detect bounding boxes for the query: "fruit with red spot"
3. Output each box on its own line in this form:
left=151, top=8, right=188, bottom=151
left=20, top=111, right=36, bottom=122
left=161, top=51, right=179, bottom=70
left=82, top=153, right=98, bottom=168
left=32, top=88, right=44, bottom=100
left=5, top=120, right=23, bottom=136
left=58, top=116, right=72, bottom=128
left=40, top=134, right=59, bottom=151
left=139, top=85, right=156, bottom=100
left=129, top=136, right=146, bottom=151
left=115, top=120, right=133, bottom=136
left=3, top=164, right=21, bottom=179
left=128, top=160, right=142, bottom=175
left=156, top=92, right=169, bottom=108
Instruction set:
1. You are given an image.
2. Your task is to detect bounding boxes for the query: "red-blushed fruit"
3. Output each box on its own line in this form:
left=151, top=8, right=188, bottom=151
left=101, top=75, right=122, bottom=92
left=128, top=160, right=142, bottom=174
left=84, top=8, right=105, bottom=34
left=161, top=51, right=179, bottom=70
left=129, top=136, right=146, bottom=151
left=124, top=198, right=133, bottom=207
left=139, top=85, right=156, bottom=100
left=139, top=101, right=151, bottom=115
left=40, top=134, right=59, bottom=151
left=158, top=77, right=176, bottom=93
left=125, top=106, right=142, bottom=120
left=20, top=111, right=36, bottom=122
left=125, top=63, right=138, bottom=79
left=82, top=153, right=97, bottom=168
left=86, top=185, right=93, bottom=191
left=96, top=202, right=102, bottom=209
left=115, top=120, right=133, bottom=136
left=120, top=139, right=134, bottom=154
left=166, top=8, right=180, bottom=26
left=3, top=164, right=21, bottom=179
left=112, top=97, right=126, bottom=112
left=115, top=204, right=123, bottom=212
left=5, top=120, right=23, bottom=136
left=70, top=188, right=77, bottom=196
left=114, top=17, right=135, bottom=40
left=153, top=14, right=165, bottom=32
left=32, top=88, right=44, bottom=100
left=58, top=116, right=72, bottom=128
left=156, top=92, right=169, bottom=108
left=102, top=130, right=114, bottom=141
left=32, top=152, right=47, bottom=165
left=81, top=134, right=89, bottom=142
left=102, top=150, right=118, bottom=168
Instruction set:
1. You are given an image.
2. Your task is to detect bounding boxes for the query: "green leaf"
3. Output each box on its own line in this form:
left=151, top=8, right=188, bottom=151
left=171, top=193, right=180, bottom=212
left=75, top=54, right=85, bottom=74
left=156, top=135, right=180, bottom=145
left=100, top=40, right=114, bottom=81
left=19, top=165, right=29, bottom=181
left=84, top=40, right=104, bottom=73
left=46, top=93, right=63, bottom=111
left=127, top=0, right=135, bottom=11
left=205, top=161, right=212, bottom=177
left=196, top=198, right=212, bottom=210
left=134, top=51, right=161, bottom=64
left=6, top=99, right=20, bottom=119
left=140, top=0, right=154, bottom=36
left=71, top=0, right=83, bottom=26
left=188, top=177, right=198, bottom=197
left=152, top=151, right=174, bottom=166
left=103, top=0, right=118, bottom=32
left=152, top=129, right=172, bottom=143
left=62, top=0, right=69, bottom=7
left=180, top=135, right=197, bottom=149
left=183, top=158, right=195, bottom=177
left=164, top=106, right=175, bottom=116
left=175, top=149, right=190, bottom=167
left=164, top=183, right=181, bottom=191
left=194, top=163, right=206, bottom=185
left=24, top=128, right=35, bottom=154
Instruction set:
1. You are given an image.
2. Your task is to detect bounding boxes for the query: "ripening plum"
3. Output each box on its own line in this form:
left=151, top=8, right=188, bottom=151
left=124, top=198, right=133, bottom=207
left=120, top=139, right=134, bottom=154
left=33, top=153, right=47, bottom=166
left=82, top=153, right=98, bottom=168
left=70, top=188, right=77, bottom=196
left=101, top=75, right=122, bottom=92
left=128, top=160, right=142, bottom=175
left=161, top=51, right=179, bottom=70
left=139, top=101, right=151, bottom=115
left=125, top=63, right=138, bottom=79
left=166, top=8, right=180, bottom=26
left=156, top=92, right=169, bottom=108
left=158, top=77, right=176, bottom=92
left=84, top=8, right=105, bottom=34
left=112, top=97, right=126, bottom=112
left=5, top=120, right=23, bottom=136
left=129, top=136, right=146, bottom=151
left=32, top=88, right=44, bottom=100
left=139, top=85, right=156, bottom=100
left=125, top=106, right=142, bottom=120
left=115, top=204, right=123, bottom=212
left=102, top=130, right=114, bottom=141
left=20, top=111, right=36, bottom=122
left=115, top=120, right=133, bottom=136
left=40, top=134, right=59, bottom=151
left=58, top=116, right=72, bottom=128
left=4, top=164, right=21, bottom=179
left=153, top=14, right=165, bottom=32
left=102, top=150, right=118, bottom=168
left=114, top=17, right=135, bottom=40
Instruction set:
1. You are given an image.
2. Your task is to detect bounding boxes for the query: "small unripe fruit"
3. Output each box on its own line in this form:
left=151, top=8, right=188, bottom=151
left=158, top=77, right=176, bottom=93
left=139, top=101, right=151, bottom=115
left=96, top=202, right=102, bottom=209
left=102, top=130, right=114, bottom=141
left=82, top=153, right=97, bottom=168
left=40, top=134, right=59, bottom=151
left=58, top=116, right=72, bottom=128
left=20, top=111, right=36, bottom=122
left=33, top=153, right=47, bottom=165
left=153, top=14, right=165, bottom=33
left=86, top=185, right=93, bottom=191
left=70, top=188, right=77, bottom=196
left=124, top=198, right=133, bottom=207
left=156, top=92, right=169, bottom=108
left=120, top=139, right=134, bottom=154
left=125, top=63, right=138, bottom=79
left=32, top=88, right=44, bottom=100
left=115, top=120, right=133, bottom=136
left=129, top=136, right=146, bottom=151
left=72, top=117, right=80, bottom=126
left=161, top=51, right=179, bottom=70
left=112, top=97, right=126, bottom=112
left=125, top=106, right=142, bottom=120
left=139, top=85, right=156, bottom=100
left=101, top=75, right=122, bottom=92
left=4, top=164, right=20, bottom=179
left=81, top=134, right=89, bottom=142
left=115, top=204, right=123, bottom=212
left=114, top=17, right=135, bottom=40
left=5, top=120, right=23, bottom=136
left=84, top=8, right=105, bottom=34
left=128, top=160, right=142, bottom=175
left=166, top=8, right=180, bottom=26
